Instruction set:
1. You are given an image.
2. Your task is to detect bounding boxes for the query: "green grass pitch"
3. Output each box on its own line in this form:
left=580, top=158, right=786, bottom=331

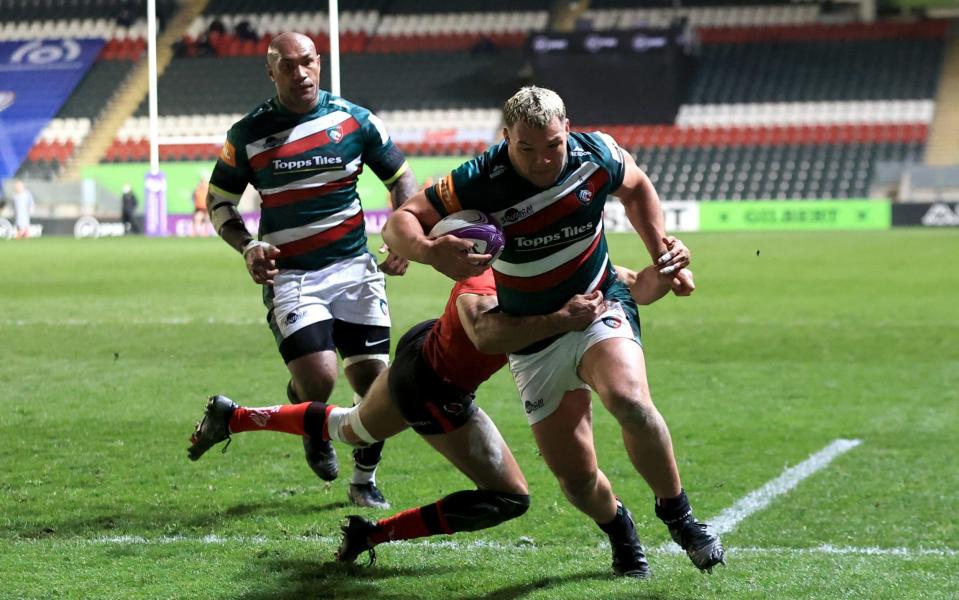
left=1, top=229, right=957, bottom=599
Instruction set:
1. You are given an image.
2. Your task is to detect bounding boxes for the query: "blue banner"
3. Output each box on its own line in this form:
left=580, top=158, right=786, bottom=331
left=0, top=38, right=104, bottom=179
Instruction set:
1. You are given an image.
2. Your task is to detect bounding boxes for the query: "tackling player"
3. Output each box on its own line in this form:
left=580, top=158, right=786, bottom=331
left=204, top=32, right=418, bottom=508
left=188, top=259, right=691, bottom=577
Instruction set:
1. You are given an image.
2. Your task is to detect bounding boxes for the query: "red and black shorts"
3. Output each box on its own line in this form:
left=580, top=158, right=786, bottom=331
left=388, top=319, right=478, bottom=435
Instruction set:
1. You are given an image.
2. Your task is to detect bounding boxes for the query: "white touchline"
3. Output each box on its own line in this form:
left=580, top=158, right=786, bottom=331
left=16, top=536, right=958, bottom=558
left=708, top=438, right=863, bottom=536
left=0, top=317, right=261, bottom=327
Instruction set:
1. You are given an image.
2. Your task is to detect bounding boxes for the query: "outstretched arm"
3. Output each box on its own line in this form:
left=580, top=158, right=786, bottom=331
left=457, top=291, right=606, bottom=355
left=614, top=150, right=690, bottom=275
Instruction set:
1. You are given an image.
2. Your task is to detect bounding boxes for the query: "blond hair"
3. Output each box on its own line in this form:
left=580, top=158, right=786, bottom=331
left=503, top=86, right=566, bottom=128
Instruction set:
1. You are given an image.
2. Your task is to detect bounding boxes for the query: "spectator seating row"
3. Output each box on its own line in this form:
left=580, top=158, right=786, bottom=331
left=98, top=37, right=147, bottom=60
left=636, top=142, right=924, bottom=200
left=57, top=60, right=136, bottom=119
left=186, top=11, right=379, bottom=40
left=37, top=118, right=91, bottom=144
left=676, top=100, right=936, bottom=127
left=0, top=0, right=176, bottom=22
left=92, top=138, right=923, bottom=202
left=134, top=52, right=526, bottom=116
left=0, top=18, right=145, bottom=41
left=688, top=38, right=945, bottom=104
left=143, top=33, right=946, bottom=118
left=586, top=4, right=819, bottom=30
left=98, top=121, right=929, bottom=162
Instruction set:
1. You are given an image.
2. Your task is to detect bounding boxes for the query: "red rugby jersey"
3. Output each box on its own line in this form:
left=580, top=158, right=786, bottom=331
left=421, top=269, right=508, bottom=392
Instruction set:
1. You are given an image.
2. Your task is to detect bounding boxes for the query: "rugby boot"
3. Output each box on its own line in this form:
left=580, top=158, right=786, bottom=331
left=348, top=483, right=390, bottom=510
left=188, top=395, right=236, bottom=461
left=287, top=379, right=339, bottom=481
left=607, top=505, right=651, bottom=579
left=666, top=514, right=725, bottom=573
left=303, top=436, right=339, bottom=481
left=335, top=515, right=378, bottom=565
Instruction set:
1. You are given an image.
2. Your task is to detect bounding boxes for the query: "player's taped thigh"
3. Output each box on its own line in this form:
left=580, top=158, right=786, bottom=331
left=440, top=490, right=530, bottom=532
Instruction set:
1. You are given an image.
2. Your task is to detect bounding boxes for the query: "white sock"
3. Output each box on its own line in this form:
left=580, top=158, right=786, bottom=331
left=351, top=464, right=376, bottom=485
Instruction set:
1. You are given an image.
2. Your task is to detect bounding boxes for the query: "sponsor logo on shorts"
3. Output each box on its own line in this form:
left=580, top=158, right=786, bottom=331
left=364, top=337, right=389, bottom=348
left=602, top=315, right=622, bottom=329
left=379, top=299, right=388, bottom=315
left=524, top=398, right=545, bottom=414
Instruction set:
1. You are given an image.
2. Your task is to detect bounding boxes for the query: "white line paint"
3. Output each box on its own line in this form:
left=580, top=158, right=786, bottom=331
left=709, top=438, right=862, bottom=535
left=10, top=536, right=957, bottom=558
left=0, top=317, right=261, bottom=327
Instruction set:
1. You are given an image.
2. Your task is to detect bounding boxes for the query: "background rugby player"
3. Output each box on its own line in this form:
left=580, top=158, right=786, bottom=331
left=204, top=32, right=418, bottom=509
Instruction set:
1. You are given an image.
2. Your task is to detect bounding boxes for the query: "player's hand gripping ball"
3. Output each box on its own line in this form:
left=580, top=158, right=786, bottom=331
left=428, top=210, right=505, bottom=264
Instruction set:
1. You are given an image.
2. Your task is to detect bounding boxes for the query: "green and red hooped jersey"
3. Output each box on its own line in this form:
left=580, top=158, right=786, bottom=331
left=425, top=131, right=627, bottom=318
left=209, top=91, right=408, bottom=271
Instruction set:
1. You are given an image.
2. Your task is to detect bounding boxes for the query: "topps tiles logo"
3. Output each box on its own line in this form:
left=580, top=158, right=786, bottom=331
left=516, top=222, right=592, bottom=249
left=272, top=155, right=343, bottom=174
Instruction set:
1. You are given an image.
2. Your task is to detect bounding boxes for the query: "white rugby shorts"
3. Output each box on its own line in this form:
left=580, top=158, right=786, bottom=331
left=508, top=301, right=639, bottom=425
left=268, top=253, right=391, bottom=341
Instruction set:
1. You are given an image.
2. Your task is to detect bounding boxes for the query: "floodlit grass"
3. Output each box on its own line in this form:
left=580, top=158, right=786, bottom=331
left=2, top=230, right=957, bottom=599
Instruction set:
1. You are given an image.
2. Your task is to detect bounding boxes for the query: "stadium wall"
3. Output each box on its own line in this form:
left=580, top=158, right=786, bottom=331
left=10, top=200, right=959, bottom=241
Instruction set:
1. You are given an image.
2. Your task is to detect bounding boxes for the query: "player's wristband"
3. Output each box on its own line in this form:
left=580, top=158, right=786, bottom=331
left=242, top=239, right=271, bottom=258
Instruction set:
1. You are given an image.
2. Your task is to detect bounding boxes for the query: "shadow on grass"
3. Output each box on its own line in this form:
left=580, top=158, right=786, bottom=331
left=235, top=560, right=674, bottom=600
left=458, top=570, right=674, bottom=600
left=235, top=558, right=451, bottom=600
left=7, top=499, right=352, bottom=539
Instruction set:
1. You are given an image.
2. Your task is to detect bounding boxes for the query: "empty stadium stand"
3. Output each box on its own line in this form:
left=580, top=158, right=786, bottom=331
left=10, top=0, right=952, bottom=203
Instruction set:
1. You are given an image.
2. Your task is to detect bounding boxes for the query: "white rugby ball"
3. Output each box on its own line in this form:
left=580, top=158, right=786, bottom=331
left=428, top=209, right=505, bottom=261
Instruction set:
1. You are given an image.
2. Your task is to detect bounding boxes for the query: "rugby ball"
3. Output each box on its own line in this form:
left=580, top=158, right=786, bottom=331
left=428, top=210, right=505, bottom=261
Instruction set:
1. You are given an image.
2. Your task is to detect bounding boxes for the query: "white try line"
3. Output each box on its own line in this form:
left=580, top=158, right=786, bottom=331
left=14, top=536, right=957, bottom=558
left=709, top=438, right=862, bottom=536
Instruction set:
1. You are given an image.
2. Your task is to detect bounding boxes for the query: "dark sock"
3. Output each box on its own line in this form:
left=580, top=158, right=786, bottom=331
left=655, top=489, right=692, bottom=525
left=302, top=401, right=331, bottom=439
left=353, top=440, right=384, bottom=469
left=597, top=502, right=631, bottom=537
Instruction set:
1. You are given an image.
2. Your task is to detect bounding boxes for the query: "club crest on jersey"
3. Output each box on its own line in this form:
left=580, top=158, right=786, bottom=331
left=263, top=136, right=280, bottom=149
left=577, top=187, right=594, bottom=205
left=327, top=125, right=343, bottom=143
left=602, top=315, right=622, bottom=329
